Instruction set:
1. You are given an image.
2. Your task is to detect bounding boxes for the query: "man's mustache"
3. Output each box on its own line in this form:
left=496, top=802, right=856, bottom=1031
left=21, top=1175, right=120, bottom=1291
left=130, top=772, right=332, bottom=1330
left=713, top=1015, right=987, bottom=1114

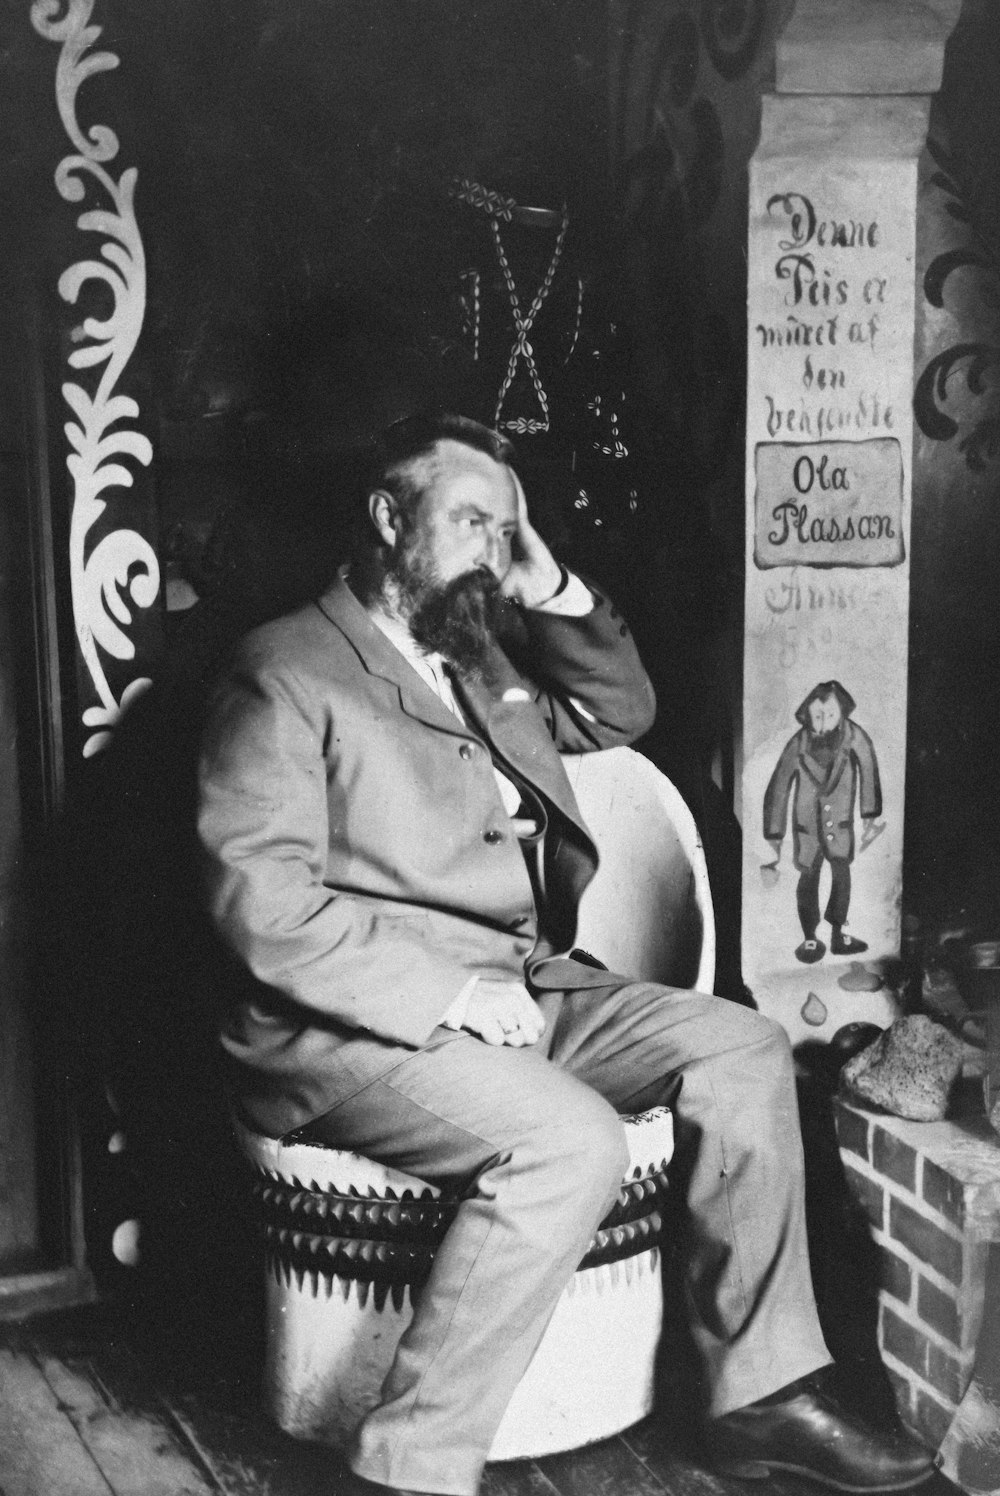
left=429, top=567, right=505, bottom=615
left=426, top=569, right=503, bottom=627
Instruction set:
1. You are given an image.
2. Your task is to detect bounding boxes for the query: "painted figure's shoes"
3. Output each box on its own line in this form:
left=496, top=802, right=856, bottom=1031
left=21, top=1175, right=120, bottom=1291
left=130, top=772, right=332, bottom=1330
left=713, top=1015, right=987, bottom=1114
left=707, top=1383, right=936, bottom=1491
left=796, top=938, right=826, bottom=963
left=831, top=931, right=869, bottom=955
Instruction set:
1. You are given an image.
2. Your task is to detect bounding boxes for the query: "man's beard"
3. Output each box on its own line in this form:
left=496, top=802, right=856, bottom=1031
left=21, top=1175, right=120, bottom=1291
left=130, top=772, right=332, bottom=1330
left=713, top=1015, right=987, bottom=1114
left=393, top=545, right=505, bottom=682
left=809, top=724, right=843, bottom=751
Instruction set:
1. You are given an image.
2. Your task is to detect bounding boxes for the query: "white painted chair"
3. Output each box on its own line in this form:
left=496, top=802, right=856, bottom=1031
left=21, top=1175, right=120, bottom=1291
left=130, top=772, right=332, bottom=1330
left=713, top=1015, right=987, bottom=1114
left=234, top=746, right=716, bottom=1460
left=563, top=745, right=715, bottom=995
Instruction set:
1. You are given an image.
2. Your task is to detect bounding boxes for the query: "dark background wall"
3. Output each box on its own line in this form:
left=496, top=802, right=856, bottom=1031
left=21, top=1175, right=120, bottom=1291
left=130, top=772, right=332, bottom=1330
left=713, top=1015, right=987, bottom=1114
left=0, top=0, right=782, bottom=1293
left=909, top=1, right=1000, bottom=936
left=0, top=0, right=998, bottom=1295
left=4, top=0, right=998, bottom=924
left=3, top=0, right=777, bottom=793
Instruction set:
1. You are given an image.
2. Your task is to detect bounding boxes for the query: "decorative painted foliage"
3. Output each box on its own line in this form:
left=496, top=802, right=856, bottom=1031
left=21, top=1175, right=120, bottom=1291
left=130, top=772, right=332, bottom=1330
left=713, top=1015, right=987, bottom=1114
left=31, top=0, right=159, bottom=757
left=914, top=136, right=1000, bottom=474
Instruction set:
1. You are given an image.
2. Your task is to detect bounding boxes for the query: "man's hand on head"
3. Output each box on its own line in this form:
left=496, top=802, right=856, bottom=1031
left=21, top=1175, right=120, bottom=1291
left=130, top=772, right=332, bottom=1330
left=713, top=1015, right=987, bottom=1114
left=499, top=473, right=564, bottom=610
left=463, top=979, right=546, bottom=1047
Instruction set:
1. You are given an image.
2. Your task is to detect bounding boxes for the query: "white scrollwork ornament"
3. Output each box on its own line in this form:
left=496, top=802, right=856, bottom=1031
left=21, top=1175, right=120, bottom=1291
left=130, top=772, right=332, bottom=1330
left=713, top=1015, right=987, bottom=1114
left=31, top=0, right=159, bottom=758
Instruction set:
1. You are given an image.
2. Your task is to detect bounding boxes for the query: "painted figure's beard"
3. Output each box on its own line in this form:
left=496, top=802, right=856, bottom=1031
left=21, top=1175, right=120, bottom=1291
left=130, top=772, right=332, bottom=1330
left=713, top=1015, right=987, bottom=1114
left=393, top=546, right=505, bottom=681
left=809, top=724, right=843, bottom=750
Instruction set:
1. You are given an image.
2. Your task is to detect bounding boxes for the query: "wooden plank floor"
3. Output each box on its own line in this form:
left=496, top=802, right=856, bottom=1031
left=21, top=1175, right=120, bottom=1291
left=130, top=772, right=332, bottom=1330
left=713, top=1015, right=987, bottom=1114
left=0, top=1302, right=957, bottom=1496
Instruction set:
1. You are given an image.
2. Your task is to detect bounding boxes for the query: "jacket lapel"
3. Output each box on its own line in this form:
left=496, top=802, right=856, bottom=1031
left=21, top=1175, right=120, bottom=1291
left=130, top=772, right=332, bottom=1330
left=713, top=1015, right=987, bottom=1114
left=314, top=575, right=468, bottom=739
left=316, top=575, right=594, bottom=844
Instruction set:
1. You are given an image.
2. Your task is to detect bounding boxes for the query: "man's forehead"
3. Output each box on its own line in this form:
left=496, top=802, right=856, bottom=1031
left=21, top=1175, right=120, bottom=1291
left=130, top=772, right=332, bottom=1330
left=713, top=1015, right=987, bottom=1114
left=417, top=440, right=517, bottom=517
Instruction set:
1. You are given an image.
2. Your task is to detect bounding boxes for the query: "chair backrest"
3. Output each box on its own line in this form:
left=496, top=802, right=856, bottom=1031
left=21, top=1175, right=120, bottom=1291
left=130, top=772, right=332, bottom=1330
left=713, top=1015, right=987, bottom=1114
left=560, top=746, right=716, bottom=993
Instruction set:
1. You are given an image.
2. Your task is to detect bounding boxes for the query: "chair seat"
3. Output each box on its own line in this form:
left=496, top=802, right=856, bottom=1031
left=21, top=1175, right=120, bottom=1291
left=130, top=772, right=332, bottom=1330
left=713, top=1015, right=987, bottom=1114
left=233, top=1105, right=674, bottom=1459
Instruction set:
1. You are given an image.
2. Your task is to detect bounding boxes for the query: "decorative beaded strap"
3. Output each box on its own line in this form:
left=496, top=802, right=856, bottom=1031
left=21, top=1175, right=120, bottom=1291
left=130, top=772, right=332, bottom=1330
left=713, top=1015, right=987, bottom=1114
left=458, top=268, right=481, bottom=363
left=449, top=177, right=517, bottom=222
left=490, top=206, right=569, bottom=435
left=449, top=175, right=571, bottom=434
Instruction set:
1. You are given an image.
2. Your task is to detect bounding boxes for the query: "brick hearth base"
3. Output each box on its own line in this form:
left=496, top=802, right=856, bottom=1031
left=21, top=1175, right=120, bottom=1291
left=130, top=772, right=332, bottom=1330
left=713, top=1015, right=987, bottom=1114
left=835, top=1095, right=1000, bottom=1454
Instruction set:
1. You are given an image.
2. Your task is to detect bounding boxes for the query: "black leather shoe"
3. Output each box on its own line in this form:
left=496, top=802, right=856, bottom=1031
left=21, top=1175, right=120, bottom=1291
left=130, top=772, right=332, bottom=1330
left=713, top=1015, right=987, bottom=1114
left=796, top=938, right=826, bottom=963
left=831, top=930, right=869, bottom=956
left=708, top=1383, right=936, bottom=1491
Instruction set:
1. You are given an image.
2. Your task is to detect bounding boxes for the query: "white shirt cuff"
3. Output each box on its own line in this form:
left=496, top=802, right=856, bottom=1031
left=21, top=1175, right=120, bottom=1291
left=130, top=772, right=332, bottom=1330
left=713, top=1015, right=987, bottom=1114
left=535, top=571, right=594, bottom=618
left=441, top=975, right=479, bottom=1030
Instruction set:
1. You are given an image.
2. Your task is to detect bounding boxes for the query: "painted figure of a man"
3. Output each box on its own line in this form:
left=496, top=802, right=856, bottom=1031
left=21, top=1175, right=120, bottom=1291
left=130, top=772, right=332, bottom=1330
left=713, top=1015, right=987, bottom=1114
left=764, top=680, right=882, bottom=964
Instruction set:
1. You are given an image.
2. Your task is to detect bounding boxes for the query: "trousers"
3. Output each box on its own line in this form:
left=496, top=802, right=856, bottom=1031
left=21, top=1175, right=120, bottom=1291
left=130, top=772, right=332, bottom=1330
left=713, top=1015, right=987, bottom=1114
left=797, top=852, right=852, bottom=937
left=296, top=982, right=832, bottom=1495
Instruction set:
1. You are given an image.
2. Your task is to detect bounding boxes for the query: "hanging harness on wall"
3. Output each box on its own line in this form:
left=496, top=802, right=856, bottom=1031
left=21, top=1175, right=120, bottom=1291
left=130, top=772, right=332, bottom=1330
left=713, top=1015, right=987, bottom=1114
left=451, top=177, right=574, bottom=436
left=449, top=177, right=640, bottom=542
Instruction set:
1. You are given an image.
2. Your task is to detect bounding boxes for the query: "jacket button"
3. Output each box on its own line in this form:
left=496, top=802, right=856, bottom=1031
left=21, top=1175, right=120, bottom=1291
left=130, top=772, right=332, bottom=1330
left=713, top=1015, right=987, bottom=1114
left=484, top=829, right=504, bottom=845
left=459, top=742, right=475, bottom=760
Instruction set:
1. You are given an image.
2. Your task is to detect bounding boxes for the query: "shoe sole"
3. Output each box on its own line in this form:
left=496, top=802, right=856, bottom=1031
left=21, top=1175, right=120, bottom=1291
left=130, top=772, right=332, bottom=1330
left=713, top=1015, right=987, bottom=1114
left=713, top=1455, right=938, bottom=1491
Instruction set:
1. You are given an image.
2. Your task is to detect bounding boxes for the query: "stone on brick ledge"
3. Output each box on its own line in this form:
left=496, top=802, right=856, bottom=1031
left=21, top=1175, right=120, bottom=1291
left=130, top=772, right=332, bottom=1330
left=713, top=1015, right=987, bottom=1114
left=841, top=1015, right=963, bottom=1121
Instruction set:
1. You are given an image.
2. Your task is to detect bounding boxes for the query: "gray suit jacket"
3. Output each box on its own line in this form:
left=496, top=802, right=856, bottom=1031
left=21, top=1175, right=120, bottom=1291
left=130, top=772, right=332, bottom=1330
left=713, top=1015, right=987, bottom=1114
left=763, top=720, right=881, bottom=871
left=198, top=574, right=656, bottom=1133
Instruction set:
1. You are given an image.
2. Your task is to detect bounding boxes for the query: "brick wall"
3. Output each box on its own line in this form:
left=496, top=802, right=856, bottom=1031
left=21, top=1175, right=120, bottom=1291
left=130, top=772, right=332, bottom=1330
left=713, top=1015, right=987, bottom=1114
left=835, top=1098, right=1000, bottom=1452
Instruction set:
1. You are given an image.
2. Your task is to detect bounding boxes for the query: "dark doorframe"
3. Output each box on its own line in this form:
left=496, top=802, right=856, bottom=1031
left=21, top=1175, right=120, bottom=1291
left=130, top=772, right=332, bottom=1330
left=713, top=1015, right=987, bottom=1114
left=0, top=299, right=94, bottom=1319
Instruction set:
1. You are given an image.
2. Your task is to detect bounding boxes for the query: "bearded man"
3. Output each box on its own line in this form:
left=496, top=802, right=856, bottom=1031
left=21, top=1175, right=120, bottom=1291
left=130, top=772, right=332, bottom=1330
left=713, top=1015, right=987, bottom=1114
left=197, top=413, right=931, bottom=1496
left=763, top=681, right=883, bottom=965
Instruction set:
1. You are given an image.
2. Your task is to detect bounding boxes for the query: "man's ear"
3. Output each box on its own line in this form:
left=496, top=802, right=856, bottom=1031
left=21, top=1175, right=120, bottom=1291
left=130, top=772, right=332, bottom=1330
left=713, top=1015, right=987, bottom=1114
left=369, top=489, right=400, bottom=549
